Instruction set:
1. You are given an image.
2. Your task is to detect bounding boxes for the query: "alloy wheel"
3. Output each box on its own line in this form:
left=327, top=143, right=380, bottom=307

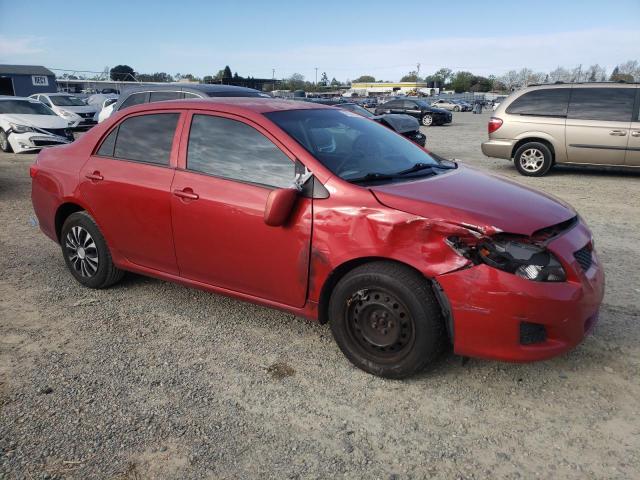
left=519, top=148, right=545, bottom=173
left=421, top=115, right=433, bottom=126
left=65, top=226, right=99, bottom=277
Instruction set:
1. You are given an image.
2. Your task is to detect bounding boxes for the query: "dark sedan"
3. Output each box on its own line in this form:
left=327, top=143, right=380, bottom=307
left=375, top=98, right=452, bottom=126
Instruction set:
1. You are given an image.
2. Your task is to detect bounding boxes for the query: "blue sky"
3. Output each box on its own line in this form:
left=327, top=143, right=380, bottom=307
left=1, top=0, right=638, bottom=81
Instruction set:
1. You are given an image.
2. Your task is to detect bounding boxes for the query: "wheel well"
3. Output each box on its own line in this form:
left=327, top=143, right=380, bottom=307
left=55, top=203, right=84, bottom=242
left=511, top=138, right=555, bottom=161
left=317, top=257, right=428, bottom=325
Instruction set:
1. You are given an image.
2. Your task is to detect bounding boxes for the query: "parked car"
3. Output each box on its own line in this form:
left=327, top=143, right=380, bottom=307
left=0, top=96, right=74, bottom=153
left=101, top=84, right=270, bottom=122
left=359, top=97, right=378, bottom=108
left=375, top=98, right=452, bottom=126
left=335, top=102, right=426, bottom=146
left=431, top=99, right=463, bottom=112
left=482, top=83, right=640, bottom=176
left=31, top=98, right=604, bottom=378
left=452, top=99, right=473, bottom=112
left=29, top=93, right=99, bottom=129
left=87, top=94, right=120, bottom=123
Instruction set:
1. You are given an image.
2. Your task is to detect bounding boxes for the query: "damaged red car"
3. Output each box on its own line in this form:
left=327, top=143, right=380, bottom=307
left=31, top=98, right=604, bottom=378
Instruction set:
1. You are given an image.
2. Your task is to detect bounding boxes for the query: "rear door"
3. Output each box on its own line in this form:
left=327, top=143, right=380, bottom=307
left=170, top=111, right=312, bottom=307
left=565, top=86, right=635, bottom=165
left=78, top=111, right=182, bottom=274
left=624, top=87, right=640, bottom=166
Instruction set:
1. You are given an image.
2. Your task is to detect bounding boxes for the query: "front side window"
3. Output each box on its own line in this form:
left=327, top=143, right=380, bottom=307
left=568, top=88, right=635, bottom=122
left=118, top=92, right=147, bottom=111
left=187, top=115, right=294, bottom=188
left=267, top=108, right=441, bottom=182
left=506, top=88, right=570, bottom=117
left=100, top=113, right=179, bottom=165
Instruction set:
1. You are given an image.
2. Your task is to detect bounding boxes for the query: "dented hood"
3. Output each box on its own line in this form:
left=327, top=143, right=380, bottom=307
left=371, top=165, right=576, bottom=236
left=372, top=113, right=420, bottom=133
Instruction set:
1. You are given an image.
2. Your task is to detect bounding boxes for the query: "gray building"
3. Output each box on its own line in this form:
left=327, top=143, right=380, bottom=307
left=0, top=65, right=57, bottom=97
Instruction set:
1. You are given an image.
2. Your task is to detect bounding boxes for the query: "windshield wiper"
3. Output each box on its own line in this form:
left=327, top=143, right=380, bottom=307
left=347, top=172, right=398, bottom=184
left=396, top=161, right=456, bottom=176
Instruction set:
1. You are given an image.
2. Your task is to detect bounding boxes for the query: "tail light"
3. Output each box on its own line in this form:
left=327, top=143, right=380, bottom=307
left=488, top=117, right=503, bottom=134
left=29, top=164, right=38, bottom=178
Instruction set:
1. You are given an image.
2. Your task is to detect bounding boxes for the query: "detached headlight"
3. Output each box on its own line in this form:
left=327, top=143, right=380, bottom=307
left=9, top=123, right=36, bottom=134
left=447, top=236, right=566, bottom=282
left=478, top=239, right=566, bottom=282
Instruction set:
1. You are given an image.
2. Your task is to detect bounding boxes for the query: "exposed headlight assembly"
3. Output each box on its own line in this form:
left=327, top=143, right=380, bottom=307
left=447, top=236, right=566, bottom=282
left=9, top=123, right=37, bottom=134
left=58, top=110, right=75, bottom=118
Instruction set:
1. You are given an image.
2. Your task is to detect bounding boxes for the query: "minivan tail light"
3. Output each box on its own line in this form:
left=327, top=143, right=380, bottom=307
left=488, top=117, right=503, bottom=134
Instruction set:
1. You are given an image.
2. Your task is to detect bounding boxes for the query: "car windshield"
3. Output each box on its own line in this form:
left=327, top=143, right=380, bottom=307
left=338, top=103, right=374, bottom=118
left=0, top=99, right=57, bottom=115
left=49, top=95, right=87, bottom=106
left=266, top=108, right=443, bottom=183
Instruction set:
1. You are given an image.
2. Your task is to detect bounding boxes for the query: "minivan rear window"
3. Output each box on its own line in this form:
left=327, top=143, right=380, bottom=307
left=567, top=88, right=636, bottom=122
left=506, top=88, right=570, bottom=117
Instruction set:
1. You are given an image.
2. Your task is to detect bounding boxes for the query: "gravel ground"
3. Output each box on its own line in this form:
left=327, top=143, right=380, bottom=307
left=1, top=111, right=639, bottom=479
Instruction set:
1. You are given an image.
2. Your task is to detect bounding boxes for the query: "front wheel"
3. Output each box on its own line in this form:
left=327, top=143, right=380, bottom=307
left=453, top=106, right=460, bottom=112
left=329, top=262, right=445, bottom=378
left=61, top=211, right=124, bottom=288
left=0, top=129, right=12, bottom=153
left=513, top=142, right=553, bottom=176
left=421, top=114, right=433, bottom=126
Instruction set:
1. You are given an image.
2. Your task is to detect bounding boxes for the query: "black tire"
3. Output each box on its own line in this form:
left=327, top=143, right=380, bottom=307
left=453, top=106, right=460, bottom=112
left=513, top=142, right=553, bottom=177
left=0, top=129, right=13, bottom=153
left=421, top=114, right=433, bottom=127
left=60, top=211, right=124, bottom=289
left=328, top=261, right=445, bottom=379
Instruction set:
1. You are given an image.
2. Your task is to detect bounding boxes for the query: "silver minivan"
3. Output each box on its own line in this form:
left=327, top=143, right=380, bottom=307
left=481, top=83, right=640, bottom=176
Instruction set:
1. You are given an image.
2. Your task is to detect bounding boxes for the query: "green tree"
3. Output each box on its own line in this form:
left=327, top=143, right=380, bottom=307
left=353, top=75, right=375, bottom=83
left=330, top=77, right=340, bottom=86
left=400, top=71, right=420, bottom=82
left=222, top=66, right=232, bottom=81
left=110, top=65, right=135, bottom=81
left=434, top=67, right=453, bottom=85
left=450, top=71, right=474, bottom=93
left=319, top=72, right=329, bottom=86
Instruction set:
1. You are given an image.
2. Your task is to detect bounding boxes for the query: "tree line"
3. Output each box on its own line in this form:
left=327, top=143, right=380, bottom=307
left=100, top=61, right=640, bottom=93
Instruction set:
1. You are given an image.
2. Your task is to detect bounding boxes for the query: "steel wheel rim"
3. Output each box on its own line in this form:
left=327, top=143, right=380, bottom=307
left=346, top=288, right=415, bottom=361
left=520, top=148, right=545, bottom=172
left=65, top=226, right=99, bottom=277
left=422, top=115, right=432, bottom=126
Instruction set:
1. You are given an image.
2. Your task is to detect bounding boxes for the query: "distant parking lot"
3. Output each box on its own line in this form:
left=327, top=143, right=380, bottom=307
left=1, top=110, right=639, bottom=478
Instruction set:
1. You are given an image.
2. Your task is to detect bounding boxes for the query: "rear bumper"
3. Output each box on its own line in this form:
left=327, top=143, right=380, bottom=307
left=436, top=221, right=604, bottom=362
left=481, top=139, right=515, bottom=159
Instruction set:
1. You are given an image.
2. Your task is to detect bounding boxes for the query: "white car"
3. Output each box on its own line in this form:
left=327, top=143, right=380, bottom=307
left=29, top=93, right=99, bottom=129
left=0, top=96, right=74, bottom=154
left=96, top=98, right=118, bottom=123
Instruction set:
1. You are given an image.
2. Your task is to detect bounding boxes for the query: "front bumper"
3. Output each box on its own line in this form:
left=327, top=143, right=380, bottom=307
left=436, top=220, right=604, bottom=362
left=7, top=131, right=73, bottom=153
left=481, top=138, right=516, bottom=159
left=434, top=113, right=452, bottom=124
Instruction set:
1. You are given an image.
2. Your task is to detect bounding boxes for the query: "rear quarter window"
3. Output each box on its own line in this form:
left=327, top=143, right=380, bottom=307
left=506, top=88, right=570, bottom=117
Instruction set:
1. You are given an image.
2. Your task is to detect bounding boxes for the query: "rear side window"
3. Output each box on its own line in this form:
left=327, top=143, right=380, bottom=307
left=186, top=114, right=294, bottom=188
left=149, top=91, right=182, bottom=102
left=183, top=92, right=201, bottom=99
left=506, top=89, right=570, bottom=117
left=118, top=92, right=147, bottom=111
left=568, top=88, right=636, bottom=122
left=107, top=113, right=179, bottom=165
left=96, top=128, right=117, bottom=157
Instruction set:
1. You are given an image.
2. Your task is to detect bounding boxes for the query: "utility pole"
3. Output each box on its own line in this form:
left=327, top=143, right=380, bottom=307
left=315, top=67, right=318, bottom=85
left=272, top=68, right=275, bottom=91
left=416, top=62, right=421, bottom=85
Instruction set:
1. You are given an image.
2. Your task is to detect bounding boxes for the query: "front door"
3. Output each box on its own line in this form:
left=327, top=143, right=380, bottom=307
left=78, top=111, right=182, bottom=274
left=170, top=112, right=312, bottom=307
left=565, top=87, right=635, bottom=165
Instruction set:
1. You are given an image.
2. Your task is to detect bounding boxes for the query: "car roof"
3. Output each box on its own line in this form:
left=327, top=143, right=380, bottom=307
left=122, top=97, right=333, bottom=116
left=120, top=83, right=266, bottom=96
left=0, top=95, right=33, bottom=101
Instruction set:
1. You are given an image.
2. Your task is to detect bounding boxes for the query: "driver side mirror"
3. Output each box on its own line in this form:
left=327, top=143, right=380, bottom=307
left=264, top=188, right=298, bottom=227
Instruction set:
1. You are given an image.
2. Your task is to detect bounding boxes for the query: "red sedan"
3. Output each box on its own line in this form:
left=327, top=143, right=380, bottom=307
left=31, top=98, right=604, bottom=378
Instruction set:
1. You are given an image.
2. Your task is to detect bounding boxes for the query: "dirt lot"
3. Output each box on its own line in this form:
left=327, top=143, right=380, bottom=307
left=1, top=111, right=639, bottom=479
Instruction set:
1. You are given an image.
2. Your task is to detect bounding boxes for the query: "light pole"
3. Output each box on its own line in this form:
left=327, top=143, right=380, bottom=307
left=272, top=68, right=275, bottom=91
left=315, top=67, right=318, bottom=86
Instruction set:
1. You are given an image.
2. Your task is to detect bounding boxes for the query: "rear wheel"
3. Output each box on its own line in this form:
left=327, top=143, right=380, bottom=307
left=329, top=261, right=445, bottom=378
left=514, top=142, right=553, bottom=176
left=421, top=114, right=433, bottom=126
left=0, top=129, right=12, bottom=153
left=61, top=211, right=124, bottom=289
